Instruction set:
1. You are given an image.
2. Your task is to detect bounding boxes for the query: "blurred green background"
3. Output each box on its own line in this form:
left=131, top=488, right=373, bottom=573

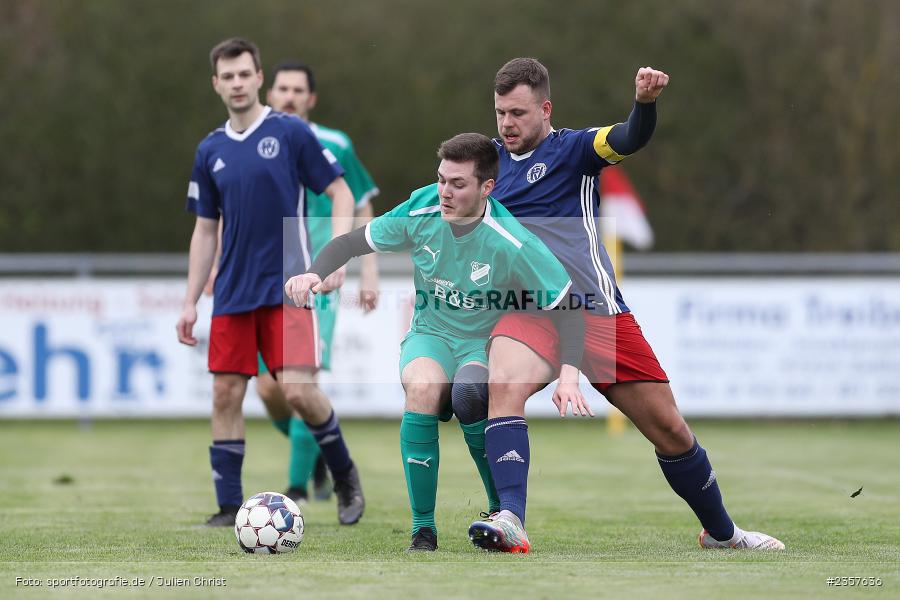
left=2, top=0, right=898, bottom=252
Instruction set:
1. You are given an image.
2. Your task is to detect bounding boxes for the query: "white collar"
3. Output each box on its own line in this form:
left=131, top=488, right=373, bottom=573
left=225, top=105, right=271, bottom=141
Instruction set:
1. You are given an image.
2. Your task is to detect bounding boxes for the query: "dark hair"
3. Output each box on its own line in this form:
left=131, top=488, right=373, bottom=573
left=209, top=38, right=261, bottom=74
left=437, top=133, right=499, bottom=183
left=494, top=57, right=550, bottom=100
left=270, top=61, right=316, bottom=93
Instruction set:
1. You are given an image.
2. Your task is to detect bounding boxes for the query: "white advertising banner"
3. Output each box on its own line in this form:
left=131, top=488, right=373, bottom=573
left=0, top=279, right=415, bottom=418
left=623, top=278, right=900, bottom=416
left=0, top=278, right=898, bottom=417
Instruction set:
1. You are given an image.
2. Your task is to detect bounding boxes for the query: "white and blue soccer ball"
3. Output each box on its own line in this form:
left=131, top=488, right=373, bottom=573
left=234, top=492, right=304, bottom=554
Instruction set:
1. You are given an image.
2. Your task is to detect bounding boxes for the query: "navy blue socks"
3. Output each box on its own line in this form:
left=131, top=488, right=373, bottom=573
left=307, top=410, right=353, bottom=478
left=657, top=438, right=734, bottom=541
left=485, top=417, right=530, bottom=524
left=210, top=439, right=245, bottom=510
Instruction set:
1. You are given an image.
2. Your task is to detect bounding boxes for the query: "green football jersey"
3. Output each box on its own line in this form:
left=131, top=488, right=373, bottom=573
left=366, top=183, right=572, bottom=340
left=306, top=123, right=379, bottom=257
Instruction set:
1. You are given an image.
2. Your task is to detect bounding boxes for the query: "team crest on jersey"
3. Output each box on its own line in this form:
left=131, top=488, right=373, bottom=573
left=470, top=261, right=491, bottom=286
left=257, top=136, right=280, bottom=159
left=526, top=162, right=547, bottom=184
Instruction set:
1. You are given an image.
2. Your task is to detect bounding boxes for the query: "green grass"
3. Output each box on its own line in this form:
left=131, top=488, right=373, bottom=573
left=1, top=419, right=898, bottom=598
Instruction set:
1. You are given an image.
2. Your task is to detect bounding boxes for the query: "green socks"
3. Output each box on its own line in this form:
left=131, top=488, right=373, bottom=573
left=460, top=419, right=500, bottom=513
left=400, top=411, right=440, bottom=535
left=288, top=416, right=321, bottom=489
left=271, top=417, right=291, bottom=437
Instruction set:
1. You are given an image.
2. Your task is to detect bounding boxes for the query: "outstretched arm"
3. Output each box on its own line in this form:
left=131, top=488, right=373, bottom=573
left=635, top=66, right=669, bottom=104
left=606, top=100, right=657, bottom=156
left=284, top=227, right=373, bottom=307
left=600, top=67, right=669, bottom=159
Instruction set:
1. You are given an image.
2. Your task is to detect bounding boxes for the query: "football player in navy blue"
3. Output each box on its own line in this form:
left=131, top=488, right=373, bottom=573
left=469, top=58, right=783, bottom=553
left=176, top=38, right=364, bottom=527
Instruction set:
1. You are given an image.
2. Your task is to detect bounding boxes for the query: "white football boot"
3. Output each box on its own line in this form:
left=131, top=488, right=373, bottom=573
left=469, top=510, right=531, bottom=553
left=699, top=525, right=785, bottom=550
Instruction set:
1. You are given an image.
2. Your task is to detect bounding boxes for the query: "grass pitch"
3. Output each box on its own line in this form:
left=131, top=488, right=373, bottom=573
left=1, top=418, right=897, bottom=598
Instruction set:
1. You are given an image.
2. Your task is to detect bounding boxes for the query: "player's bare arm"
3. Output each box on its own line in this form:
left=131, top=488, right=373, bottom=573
left=319, top=177, right=355, bottom=292
left=544, top=311, right=590, bottom=417
left=552, top=364, right=594, bottom=418
left=176, top=216, right=218, bottom=346
left=635, top=67, right=669, bottom=103
left=202, top=218, right=224, bottom=296
left=537, top=284, right=589, bottom=416
left=354, top=202, right=379, bottom=313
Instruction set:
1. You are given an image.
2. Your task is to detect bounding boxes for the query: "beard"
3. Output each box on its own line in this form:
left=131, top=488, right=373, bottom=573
left=503, top=128, right=542, bottom=154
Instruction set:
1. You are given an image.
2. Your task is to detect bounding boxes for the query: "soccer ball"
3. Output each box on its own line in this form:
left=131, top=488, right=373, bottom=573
left=234, top=492, right=304, bottom=554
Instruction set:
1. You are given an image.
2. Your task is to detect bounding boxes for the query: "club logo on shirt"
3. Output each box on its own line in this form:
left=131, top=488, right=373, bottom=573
left=257, top=136, right=280, bottom=159
left=526, top=162, right=547, bottom=184
left=470, top=261, right=491, bottom=286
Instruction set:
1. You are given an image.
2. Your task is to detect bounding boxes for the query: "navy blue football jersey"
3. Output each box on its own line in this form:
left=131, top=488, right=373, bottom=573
left=492, top=127, right=628, bottom=315
left=186, top=107, right=343, bottom=316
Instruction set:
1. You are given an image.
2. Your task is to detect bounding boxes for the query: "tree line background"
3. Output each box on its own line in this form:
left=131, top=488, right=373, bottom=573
left=1, top=0, right=897, bottom=252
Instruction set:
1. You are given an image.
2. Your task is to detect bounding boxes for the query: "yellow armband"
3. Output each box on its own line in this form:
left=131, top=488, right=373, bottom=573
left=593, top=125, right=626, bottom=164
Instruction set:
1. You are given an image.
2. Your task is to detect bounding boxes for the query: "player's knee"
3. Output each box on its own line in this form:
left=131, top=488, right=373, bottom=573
left=256, top=375, right=282, bottom=403
left=656, top=418, right=694, bottom=455
left=282, top=382, right=316, bottom=411
left=487, top=376, right=534, bottom=411
left=403, top=381, right=444, bottom=413
left=212, top=377, right=244, bottom=413
left=487, top=359, right=518, bottom=386
left=451, top=364, right=489, bottom=424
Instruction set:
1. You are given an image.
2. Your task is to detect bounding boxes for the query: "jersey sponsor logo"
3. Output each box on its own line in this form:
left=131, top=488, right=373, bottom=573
left=257, top=136, right=280, bottom=159
left=424, top=275, right=455, bottom=289
left=497, top=450, right=525, bottom=463
left=526, top=162, right=547, bottom=184
left=421, top=245, right=441, bottom=262
left=470, top=261, right=491, bottom=286
left=406, top=457, right=432, bottom=468
left=433, top=284, right=480, bottom=310
left=213, top=158, right=226, bottom=173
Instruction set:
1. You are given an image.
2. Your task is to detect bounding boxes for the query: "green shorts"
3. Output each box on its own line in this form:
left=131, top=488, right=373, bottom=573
left=399, top=331, right=487, bottom=421
left=257, top=353, right=269, bottom=375
left=314, top=290, right=340, bottom=371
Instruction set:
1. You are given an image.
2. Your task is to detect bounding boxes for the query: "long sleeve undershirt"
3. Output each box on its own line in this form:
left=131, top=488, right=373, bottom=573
left=606, top=100, right=656, bottom=156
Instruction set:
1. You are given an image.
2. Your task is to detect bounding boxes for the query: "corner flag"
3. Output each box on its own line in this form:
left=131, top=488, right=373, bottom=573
left=600, top=166, right=653, bottom=250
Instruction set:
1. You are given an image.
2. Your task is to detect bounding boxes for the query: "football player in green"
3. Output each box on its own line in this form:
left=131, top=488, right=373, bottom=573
left=286, top=133, right=590, bottom=551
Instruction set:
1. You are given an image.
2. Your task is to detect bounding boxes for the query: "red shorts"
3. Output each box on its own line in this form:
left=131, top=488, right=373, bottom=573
left=209, top=304, right=319, bottom=375
left=489, top=311, right=668, bottom=394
